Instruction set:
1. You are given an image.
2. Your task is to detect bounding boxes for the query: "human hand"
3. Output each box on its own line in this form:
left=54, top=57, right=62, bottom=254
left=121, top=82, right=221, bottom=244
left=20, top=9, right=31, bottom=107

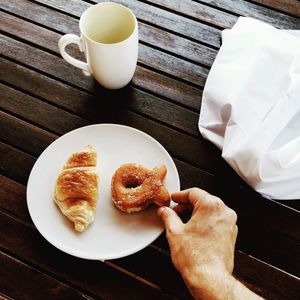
left=157, top=188, right=239, bottom=299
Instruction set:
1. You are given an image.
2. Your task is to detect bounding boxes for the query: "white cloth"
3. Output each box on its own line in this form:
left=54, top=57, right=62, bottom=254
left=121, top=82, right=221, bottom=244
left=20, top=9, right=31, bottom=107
left=199, top=17, right=300, bottom=200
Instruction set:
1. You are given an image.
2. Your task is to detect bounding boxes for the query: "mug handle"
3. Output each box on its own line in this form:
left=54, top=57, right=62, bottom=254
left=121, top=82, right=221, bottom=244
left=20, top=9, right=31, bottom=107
left=58, top=34, right=92, bottom=76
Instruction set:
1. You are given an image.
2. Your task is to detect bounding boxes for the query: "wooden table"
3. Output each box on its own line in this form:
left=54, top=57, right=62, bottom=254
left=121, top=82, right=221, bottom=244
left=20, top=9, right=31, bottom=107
left=1, top=0, right=300, bottom=299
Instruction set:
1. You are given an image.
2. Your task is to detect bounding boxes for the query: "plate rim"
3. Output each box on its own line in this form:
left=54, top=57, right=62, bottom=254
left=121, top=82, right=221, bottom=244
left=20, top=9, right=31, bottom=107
left=26, top=123, right=180, bottom=260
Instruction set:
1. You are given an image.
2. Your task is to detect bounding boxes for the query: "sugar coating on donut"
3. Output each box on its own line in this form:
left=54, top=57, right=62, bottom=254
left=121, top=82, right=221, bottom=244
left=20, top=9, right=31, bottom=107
left=111, top=163, right=170, bottom=213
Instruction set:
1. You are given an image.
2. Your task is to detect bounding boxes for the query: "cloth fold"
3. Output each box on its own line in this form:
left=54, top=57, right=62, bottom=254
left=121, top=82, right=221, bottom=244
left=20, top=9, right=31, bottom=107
left=199, top=17, right=300, bottom=200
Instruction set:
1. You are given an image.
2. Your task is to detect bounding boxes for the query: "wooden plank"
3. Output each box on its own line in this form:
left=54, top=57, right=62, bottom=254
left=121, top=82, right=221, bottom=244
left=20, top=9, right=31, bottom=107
left=0, top=35, right=93, bottom=92
left=235, top=210, right=300, bottom=277
left=0, top=83, right=90, bottom=134
left=1, top=0, right=79, bottom=34
left=139, top=43, right=209, bottom=86
left=0, top=111, right=56, bottom=156
left=33, top=0, right=221, bottom=47
left=198, top=0, right=300, bottom=29
left=0, top=175, right=32, bottom=222
left=0, top=251, right=92, bottom=300
left=0, top=10, right=59, bottom=53
left=133, top=67, right=202, bottom=111
left=0, top=211, right=175, bottom=300
left=174, top=159, right=216, bottom=192
left=0, top=10, right=85, bottom=60
left=138, top=0, right=237, bottom=28
left=139, top=22, right=217, bottom=67
left=250, top=0, right=300, bottom=17
left=0, top=143, right=35, bottom=185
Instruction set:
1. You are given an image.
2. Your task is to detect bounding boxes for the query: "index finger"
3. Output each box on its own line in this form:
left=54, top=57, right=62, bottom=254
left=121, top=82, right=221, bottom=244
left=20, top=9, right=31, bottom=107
left=171, top=188, right=212, bottom=207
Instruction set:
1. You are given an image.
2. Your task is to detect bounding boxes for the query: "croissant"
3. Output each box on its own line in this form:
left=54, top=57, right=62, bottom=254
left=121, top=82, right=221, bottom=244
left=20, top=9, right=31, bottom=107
left=54, top=145, right=99, bottom=232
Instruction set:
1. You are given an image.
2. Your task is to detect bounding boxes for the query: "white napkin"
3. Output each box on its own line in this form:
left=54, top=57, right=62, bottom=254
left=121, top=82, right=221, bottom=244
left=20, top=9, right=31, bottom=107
left=199, top=17, right=300, bottom=200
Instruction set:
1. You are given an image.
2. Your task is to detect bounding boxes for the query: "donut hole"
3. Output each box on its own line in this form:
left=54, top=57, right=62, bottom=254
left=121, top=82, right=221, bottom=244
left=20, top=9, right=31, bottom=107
left=123, top=176, right=143, bottom=189
left=125, top=180, right=141, bottom=189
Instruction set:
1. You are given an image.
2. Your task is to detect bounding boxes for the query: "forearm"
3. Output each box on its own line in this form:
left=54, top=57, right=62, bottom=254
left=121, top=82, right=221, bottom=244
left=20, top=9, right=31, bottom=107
left=229, top=276, right=264, bottom=300
left=182, top=269, right=264, bottom=300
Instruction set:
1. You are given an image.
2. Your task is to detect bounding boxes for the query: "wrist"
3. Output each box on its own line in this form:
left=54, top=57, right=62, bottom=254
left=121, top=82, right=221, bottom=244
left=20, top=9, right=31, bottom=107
left=182, top=267, right=263, bottom=300
left=182, top=267, right=233, bottom=300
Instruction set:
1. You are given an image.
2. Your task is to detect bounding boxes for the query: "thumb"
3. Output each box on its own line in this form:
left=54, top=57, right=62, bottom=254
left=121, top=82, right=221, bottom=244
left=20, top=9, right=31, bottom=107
left=157, top=206, right=183, bottom=233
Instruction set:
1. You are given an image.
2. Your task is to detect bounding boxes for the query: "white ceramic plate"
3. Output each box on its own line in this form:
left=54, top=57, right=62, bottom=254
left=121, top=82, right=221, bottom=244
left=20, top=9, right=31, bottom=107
left=27, top=124, right=180, bottom=260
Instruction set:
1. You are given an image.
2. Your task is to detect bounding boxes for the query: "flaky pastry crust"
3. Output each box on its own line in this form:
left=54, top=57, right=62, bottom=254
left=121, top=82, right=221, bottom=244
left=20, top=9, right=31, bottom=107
left=54, top=145, right=99, bottom=232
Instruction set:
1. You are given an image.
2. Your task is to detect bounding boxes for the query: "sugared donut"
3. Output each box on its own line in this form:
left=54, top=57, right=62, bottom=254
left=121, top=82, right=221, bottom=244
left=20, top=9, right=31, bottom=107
left=111, top=163, right=170, bottom=213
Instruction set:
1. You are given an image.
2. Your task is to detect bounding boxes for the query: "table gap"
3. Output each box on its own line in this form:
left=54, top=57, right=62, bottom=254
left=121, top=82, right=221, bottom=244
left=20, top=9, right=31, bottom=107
left=0, top=7, right=64, bottom=35
left=139, top=40, right=212, bottom=69
left=133, top=0, right=225, bottom=30
left=245, top=0, right=300, bottom=18
left=192, top=0, right=241, bottom=17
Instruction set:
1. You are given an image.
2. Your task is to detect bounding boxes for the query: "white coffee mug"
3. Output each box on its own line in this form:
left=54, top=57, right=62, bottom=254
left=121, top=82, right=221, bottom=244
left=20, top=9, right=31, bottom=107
left=58, top=2, right=138, bottom=89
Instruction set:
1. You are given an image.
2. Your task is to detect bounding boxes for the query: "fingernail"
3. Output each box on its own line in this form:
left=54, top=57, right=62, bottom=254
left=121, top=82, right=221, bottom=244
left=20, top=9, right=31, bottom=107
left=157, top=206, right=166, bottom=216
